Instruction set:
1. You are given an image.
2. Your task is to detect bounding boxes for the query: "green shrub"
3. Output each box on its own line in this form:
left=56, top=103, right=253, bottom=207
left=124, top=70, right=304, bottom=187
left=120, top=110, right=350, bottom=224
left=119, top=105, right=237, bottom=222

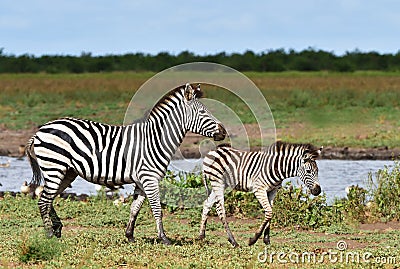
left=159, top=163, right=400, bottom=228
left=160, top=171, right=205, bottom=212
left=162, top=172, right=343, bottom=229
left=367, top=161, right=400, bottom=221
left=272, top=183, right=341, bottom=229
left=224, top=190, right=262, bottom=218
left=332, top=185, right=367, bottom=223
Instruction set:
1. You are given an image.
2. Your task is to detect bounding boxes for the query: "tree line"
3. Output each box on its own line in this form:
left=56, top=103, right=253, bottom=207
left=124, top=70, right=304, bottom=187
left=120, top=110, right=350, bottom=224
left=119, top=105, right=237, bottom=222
left=0, top=48, right=399, bottom=73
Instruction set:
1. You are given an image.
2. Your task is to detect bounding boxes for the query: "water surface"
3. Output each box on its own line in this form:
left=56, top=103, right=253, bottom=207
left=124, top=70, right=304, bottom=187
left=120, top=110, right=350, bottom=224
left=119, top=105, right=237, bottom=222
left=0, top=156, right=394, bottom=204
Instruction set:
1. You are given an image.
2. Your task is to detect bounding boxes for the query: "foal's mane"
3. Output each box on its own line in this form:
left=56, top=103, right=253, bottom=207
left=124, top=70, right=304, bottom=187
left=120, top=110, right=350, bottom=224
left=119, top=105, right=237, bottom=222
left=270, top=141, right=318, bottom=153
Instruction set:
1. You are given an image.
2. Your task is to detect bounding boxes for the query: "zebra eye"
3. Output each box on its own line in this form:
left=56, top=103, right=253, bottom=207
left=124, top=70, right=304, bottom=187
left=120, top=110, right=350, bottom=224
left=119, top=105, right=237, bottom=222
left=306, top=169, right=312, bottom=173
left=199, top=109, right=206, bottom=113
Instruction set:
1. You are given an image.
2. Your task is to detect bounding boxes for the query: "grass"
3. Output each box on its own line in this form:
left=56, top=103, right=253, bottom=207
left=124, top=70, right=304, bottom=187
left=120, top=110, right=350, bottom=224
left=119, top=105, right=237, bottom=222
left=3, top=162, right=400, bottom=268
left=1, top=161, right=400, bottom=267
left=0, top=193, right=399, bottom=268
left=1, top=71, right=400, bottom=148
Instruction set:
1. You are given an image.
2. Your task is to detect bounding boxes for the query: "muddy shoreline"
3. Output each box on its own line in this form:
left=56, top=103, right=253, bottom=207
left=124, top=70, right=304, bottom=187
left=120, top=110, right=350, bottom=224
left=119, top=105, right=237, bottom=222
left=1, top=128, right=399, bottom=160
left=179, top=145, right=400, bottom=160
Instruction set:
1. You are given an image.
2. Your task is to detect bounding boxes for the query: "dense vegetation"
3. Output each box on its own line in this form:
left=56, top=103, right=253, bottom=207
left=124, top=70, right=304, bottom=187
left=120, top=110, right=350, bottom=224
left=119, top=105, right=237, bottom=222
left=1, top=48, right=400, bottom=73
left=162, top=161, right=400, bottom=226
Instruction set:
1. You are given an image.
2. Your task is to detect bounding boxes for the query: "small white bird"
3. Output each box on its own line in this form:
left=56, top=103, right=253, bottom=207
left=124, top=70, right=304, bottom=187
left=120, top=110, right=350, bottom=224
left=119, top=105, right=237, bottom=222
left=35, top=186, right=44, bottom=197
left=0, top=160, right=10, bottom=168
left=113, top=194, right=125, bottom=206
left=366, top=201, right=374, bottom=208
left=20, top=181, right=33, bottom=195
left=345, top=185, right=352, bottom=194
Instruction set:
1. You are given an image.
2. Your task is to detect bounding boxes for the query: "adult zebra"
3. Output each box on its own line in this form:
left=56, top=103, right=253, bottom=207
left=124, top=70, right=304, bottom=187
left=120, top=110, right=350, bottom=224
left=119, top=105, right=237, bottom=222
left=26, top=83, right=226, bottom=245
left=198, top=141, right=322, bottom=247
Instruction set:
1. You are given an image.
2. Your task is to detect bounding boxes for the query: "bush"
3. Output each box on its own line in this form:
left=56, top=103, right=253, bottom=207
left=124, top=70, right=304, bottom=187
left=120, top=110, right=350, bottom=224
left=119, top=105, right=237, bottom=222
left=333, top=185, right=367, bottom=223
left=160, top=171, right=205, bottom=212
left=159, top=163, right=400, bottom=228
left=224, top=190, right=262, bottom=218
left=272, top=183, right=341, bottom=229
left=367, top=161, right=400, bottom=221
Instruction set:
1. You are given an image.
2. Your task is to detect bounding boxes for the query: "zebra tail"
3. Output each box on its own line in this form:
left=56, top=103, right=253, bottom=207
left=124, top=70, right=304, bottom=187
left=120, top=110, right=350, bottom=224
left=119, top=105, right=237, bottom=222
left=25, top=135, right=43, bottom=186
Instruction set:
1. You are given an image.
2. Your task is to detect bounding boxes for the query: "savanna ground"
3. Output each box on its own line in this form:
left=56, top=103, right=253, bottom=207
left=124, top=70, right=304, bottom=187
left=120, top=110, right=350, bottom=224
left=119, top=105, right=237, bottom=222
left=0, top=71, right=400, bottom=268
left=0, top=191, right=399, bottom=269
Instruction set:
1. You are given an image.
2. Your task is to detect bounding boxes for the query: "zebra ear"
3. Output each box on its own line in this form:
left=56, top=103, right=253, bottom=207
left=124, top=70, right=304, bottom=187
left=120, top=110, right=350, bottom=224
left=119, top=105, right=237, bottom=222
left=316, top=146, right=323, bottom=156
left=184, top=83, right=195, bottom=101
left=194, top=84, right=203, bottom=98
left=302, top=150, right=313, bottom=162
left=303, top=146, right=323, bottom=161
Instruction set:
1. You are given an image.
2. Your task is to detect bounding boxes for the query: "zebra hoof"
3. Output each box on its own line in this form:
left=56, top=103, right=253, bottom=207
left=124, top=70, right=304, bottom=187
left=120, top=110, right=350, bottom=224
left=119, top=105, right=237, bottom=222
left=53, top=226, right=63, bottom=238
left=263, top=237, right=270, bottom=245
left=248, top=237, right=258, bottom=246
left=127, top=237, right=135, bottom=243
left=228, top=237, right=239, bottom=248
left=198, top=234, right=205, bottom=240
left=54, top=230, right=62, bottom=238
left=45, top=229, right=54, bottom=238
left=161, top=237, right=172, bottom=245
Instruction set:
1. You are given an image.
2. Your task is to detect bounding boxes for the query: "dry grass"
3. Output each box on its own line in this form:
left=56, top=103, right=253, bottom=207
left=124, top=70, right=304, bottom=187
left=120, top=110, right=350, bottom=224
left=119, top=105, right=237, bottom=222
left=1, top=71, right=399, bottom=148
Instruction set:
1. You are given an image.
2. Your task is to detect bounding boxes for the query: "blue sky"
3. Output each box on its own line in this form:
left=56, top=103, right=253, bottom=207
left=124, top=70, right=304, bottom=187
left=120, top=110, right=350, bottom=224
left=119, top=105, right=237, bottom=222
left=1, top=0, right=399, bottom=56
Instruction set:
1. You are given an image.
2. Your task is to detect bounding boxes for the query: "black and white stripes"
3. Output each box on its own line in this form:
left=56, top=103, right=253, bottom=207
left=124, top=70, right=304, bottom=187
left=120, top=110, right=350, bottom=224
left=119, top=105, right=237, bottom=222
left=198, top=141, right=322, bottom=247
left=26, top=83, right=226, bottom=244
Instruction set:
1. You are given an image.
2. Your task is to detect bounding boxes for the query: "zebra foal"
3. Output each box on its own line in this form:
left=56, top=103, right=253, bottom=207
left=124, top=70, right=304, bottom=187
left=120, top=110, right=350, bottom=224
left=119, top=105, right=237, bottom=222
left=26, top=83, right=226, bottom=245
left=199, top=141, right=322, bottom=247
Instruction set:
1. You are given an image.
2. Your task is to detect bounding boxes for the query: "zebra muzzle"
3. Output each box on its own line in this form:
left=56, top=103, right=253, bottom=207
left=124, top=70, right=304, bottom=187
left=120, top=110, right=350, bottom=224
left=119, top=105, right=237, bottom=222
left=311, top=184, right=321, bottom=196
left=213, top=124, right=227, bottom=141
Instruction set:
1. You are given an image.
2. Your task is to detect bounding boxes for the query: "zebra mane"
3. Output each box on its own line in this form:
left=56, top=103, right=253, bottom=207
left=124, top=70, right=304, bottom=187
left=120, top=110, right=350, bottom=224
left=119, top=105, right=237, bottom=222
left=153, top=83, right=203, bottom=107
left=217, top=143, right=232, bottom=148
left=134, top=84, right=203, bottom=123
left=270, top=141, right=318, bottom=155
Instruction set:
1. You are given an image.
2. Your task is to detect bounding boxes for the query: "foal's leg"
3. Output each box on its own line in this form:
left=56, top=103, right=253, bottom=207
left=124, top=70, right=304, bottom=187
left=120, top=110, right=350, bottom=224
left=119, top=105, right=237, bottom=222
left=249, top=187, right=272, bottom=246
left=214, top=190, right=239, bottom=248
left=263, top=188, right=279, bottom=245
left=198, top=190, right=217, bottom=240
left=125, top=188, right=146, bottom=242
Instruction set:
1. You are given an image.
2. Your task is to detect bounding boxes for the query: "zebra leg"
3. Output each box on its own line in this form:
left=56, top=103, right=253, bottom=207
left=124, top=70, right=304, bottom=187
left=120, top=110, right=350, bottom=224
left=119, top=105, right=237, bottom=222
left=142, top=179, right=171, bottom=245
left=263, top=188, right=279, bottom=245
left=198, top=190, right=217, bottom=240
left=51, top=169, right=78, bottom=238
left=49, top=205, right=62, bottom=238
left=249, top=188, right=272, bottom=246
left=215, top=194, right=239, bottom=248
left=125, top=189, right=146, bottom=242
left=38, top=192, right=55, bottom=238
left=39, top=168, right=77, bottom=238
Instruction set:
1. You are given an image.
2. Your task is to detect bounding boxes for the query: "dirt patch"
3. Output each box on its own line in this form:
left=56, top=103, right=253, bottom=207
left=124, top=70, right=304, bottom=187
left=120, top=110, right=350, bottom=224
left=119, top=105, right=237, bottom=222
left=359, top=221, right=400, bottom=232
left=0, top=127, right=36, bottom=157
left=1, top=126, right=399, bottom=160
left=200, top=218, right=400, bottom=250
